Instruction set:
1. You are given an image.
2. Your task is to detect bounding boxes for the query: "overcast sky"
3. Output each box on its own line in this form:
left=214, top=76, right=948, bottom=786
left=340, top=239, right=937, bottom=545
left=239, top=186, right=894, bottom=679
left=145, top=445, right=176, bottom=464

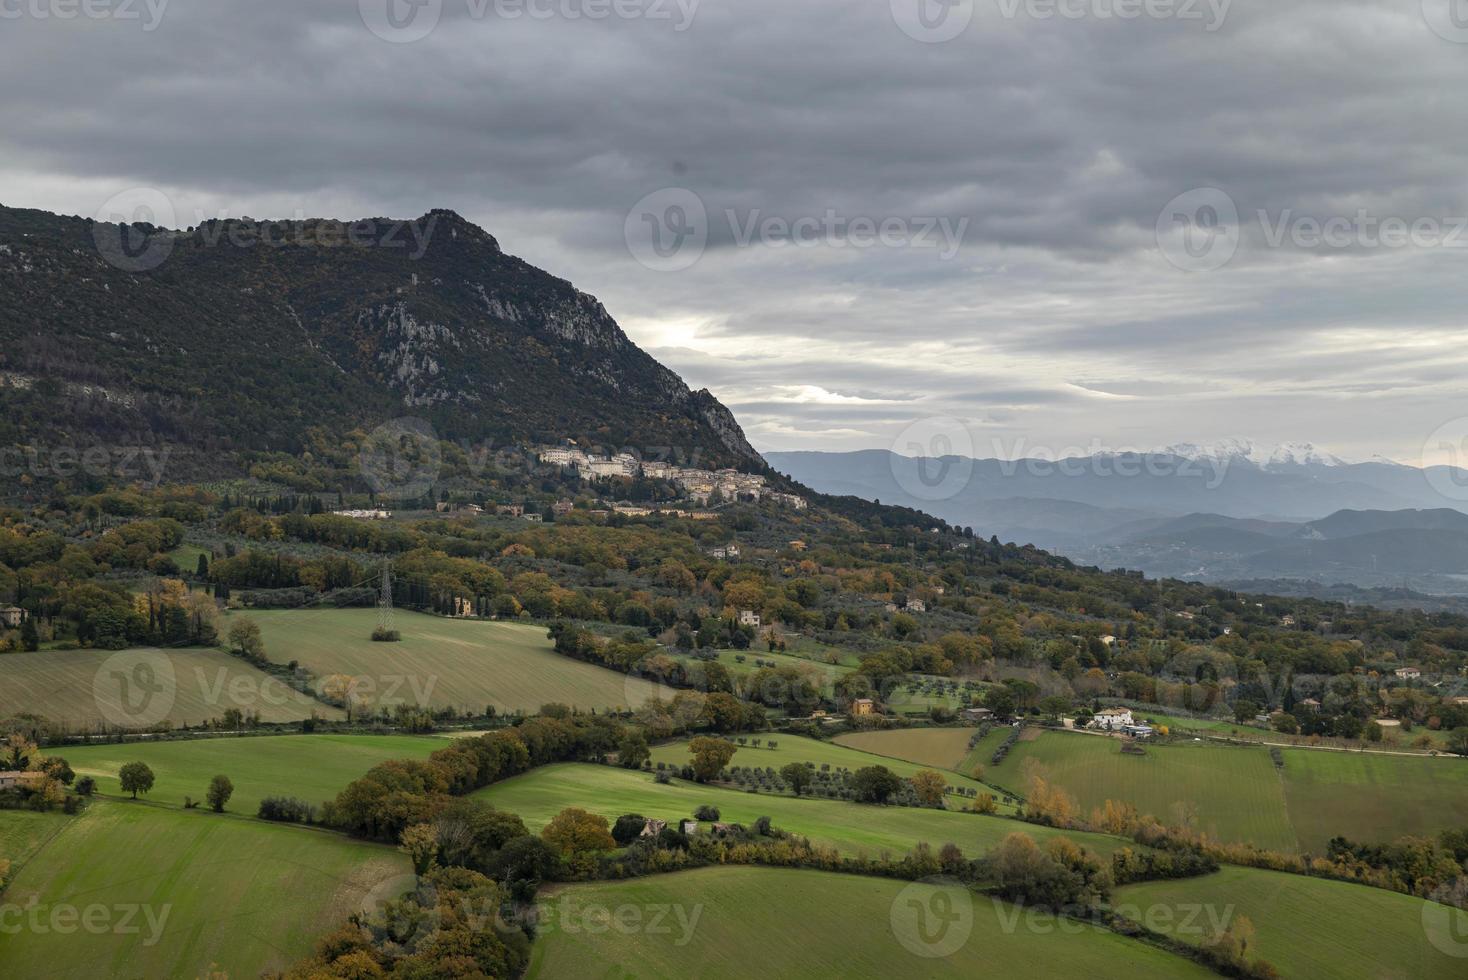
left=5, top=0, right=1468, bottom=465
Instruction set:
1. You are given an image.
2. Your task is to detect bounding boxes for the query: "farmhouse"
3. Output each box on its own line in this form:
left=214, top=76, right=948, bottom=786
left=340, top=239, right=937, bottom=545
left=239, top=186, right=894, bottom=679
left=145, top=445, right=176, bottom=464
left=679, top=819, right=699, bottom=835
left=0, top=605, right=26, bottom=627
left=851, top=698, right=875, bottom=717
left=552, top=499, right=575, bottom=516
left=738, top=610, right=761, bottom=628
left=640, top=818, right=667, bottom=838
left=496, top=504, right=525, bottom=518
left=1093, top=707, right=1135, bottom=730
left=961, top=707, right=994, bottom=723
left=904, top=598, right=926, bottom=613
left=0, top=771, right=46, bottom=791
left=332, top=509, right=390, bottom=520
left=1394, top=666, right=1422, bottom=680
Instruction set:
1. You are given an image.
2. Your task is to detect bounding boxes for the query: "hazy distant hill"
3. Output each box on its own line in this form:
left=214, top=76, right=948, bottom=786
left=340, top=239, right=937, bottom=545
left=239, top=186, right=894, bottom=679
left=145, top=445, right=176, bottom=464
left=767, top=449, right=1468, bottom=593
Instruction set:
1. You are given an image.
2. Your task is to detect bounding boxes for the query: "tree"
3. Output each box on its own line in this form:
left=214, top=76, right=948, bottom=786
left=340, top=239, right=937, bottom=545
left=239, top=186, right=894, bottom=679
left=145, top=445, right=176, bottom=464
left=206, top=774, right=233, bottom=813
left=617, top=729, right=650, bottom=769
left=1447, top=727, right=1468, bottom=757
left=226, top=617, right=264, bottom=660
left=119, top=761, right=155, bottom=799
left=1, top=733, right=39, bottom=771
left=1273, top=713, right=1299, bottom=735
left=694, top=804, right=720, bottom=821
left=1233, top=698, right=1260, bottom=724
left=196, top=553, right=210, bottom=578
left=780, top=762, right=813, bottom=796
left=688, top=736, right=737, bottom=782
left=400, top=822, right=439, bottom=876
left=20, top=616, right=39, bottom=652
left=611, top=813, right=648, bottom=846
left=541, top=807, right=616, bottom=877
left=910, top=769, right=947, bottom=807
left=852, top=765, right=903, bottom=803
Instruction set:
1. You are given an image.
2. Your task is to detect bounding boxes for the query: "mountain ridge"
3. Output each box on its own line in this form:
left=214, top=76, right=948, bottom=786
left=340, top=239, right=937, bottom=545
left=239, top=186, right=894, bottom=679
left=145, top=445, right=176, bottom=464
left=0, top=204, right=762, bottom=484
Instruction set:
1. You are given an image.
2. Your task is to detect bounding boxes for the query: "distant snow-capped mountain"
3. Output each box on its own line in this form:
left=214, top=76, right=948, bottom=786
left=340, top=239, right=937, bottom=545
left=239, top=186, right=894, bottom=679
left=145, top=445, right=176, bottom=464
left=1157, top=439, right=1348, bottom=470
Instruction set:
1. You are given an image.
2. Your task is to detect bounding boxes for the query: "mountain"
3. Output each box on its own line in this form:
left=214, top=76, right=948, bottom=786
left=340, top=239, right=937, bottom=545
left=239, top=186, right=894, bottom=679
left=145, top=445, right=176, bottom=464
left=766, top=449, right=1468, bottom=593
left=0, top=204, right=761, bottom=482
left=765, top=447, right=1468, bottom=525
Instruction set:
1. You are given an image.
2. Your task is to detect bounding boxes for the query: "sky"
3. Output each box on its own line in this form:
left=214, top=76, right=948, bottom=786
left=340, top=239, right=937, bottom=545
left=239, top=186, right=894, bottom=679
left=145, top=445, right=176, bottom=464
left=4, top=0, right=1468, bottom=466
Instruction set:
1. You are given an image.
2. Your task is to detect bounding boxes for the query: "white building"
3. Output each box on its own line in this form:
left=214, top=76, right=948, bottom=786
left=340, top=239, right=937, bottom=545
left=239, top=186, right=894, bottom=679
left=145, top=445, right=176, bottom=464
left=1093, top=707, right=1135, bottom=730
left=738, top=610, right=761, bottom=628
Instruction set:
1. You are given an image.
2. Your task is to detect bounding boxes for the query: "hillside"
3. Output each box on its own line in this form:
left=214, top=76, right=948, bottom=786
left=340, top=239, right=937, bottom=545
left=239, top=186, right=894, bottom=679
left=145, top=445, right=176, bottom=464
left=0, top=204, right=761, bottom=485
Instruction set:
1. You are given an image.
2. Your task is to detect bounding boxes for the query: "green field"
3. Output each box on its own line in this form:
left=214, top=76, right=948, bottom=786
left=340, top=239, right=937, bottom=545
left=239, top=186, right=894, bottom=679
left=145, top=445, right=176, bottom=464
left=60, top=734, right=442, bottom=815
left=834, top=727, right=977, bottom=771
left=245, top=608, right=664, bottom=714
left=0, top=809, right=69, bottom=871
left=648, top=733, right=1012, bottom=810
left=0, top=802, right=408, bottom=978
left=1278, top=749, right=1468, bottom=854
left=991, top=731, right=1299, bottom=852
left=1115, top=866, right=1468, bottom=980
left=671, top=647, right=852, bottom=685
left=993, top=729, right=1468, bottom=853
left=0, top=647, right=341, bottom=729
left=477, top=763, right=1136, bottom=859
left=528, top=867, right=1215, bottom=979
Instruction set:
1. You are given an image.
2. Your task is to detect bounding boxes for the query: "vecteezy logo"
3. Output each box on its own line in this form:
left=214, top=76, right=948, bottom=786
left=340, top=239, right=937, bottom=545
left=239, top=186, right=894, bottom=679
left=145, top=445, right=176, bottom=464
left=1422, top=881, right=1468, bottom=958
left=358, top=873, right=442, bottom=953
left=624, top=188, right=708, bottom=272
left=359, top=0, right=443, bottom=43
left=1155, top=187, right=1240, bottom=272
left=358, top=418, right=443, bottom=501
left=890, top=0, right=973, bottom=43
left=890, top=878, right=973, bottom=958
left=1422, top=0, right=1468, bottom=43
left=94, top=650, right=177, bottom=728
left=1422, top=417, right=1468, bottom=502
left=93, top=187, right=177, bottom=273
left=890, top=416, right=975, bottom=502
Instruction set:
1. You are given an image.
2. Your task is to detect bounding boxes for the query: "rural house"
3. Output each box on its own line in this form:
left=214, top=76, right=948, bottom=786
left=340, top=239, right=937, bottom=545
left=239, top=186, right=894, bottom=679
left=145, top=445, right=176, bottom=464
left=1093, top=707, right=1135, bottom=730
left=0, top=606, right=25, bottom=628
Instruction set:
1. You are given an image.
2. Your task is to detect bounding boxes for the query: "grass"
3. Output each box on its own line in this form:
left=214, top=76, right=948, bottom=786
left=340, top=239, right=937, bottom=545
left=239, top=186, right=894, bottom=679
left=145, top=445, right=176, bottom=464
left=59, top=733, right=443, bottom=815
left=243, top=608, right=664, bottom=714
left=669, top=647, right=851, bottom=684
left=648, top=733, right=1013, bottom=810
left=0, top=809, right=70, bottom=872
left=991, top=729, right=1468, bottom=853
left=1114, top=865, right=1468, bottom=980
left=959, top=726, right=1016, bottom=776
left=0, top=801, right=408, bottom=979
left=1278, top=748, right=1468, bottom=854
left=0, top=647, right=341, bottom=729
left=990, top=731, right=1299, bottom=852
left=834, top=728, right=977, bottom=772
left=527, top=867, right=1215, bottom=979
left=476, top=763, right=1137, bottom=859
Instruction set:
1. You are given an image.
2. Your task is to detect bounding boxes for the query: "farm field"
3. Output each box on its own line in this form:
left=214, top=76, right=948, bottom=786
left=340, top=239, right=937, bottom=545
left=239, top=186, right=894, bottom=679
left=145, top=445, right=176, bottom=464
left=0, top=647, right=340, bottom=729
left=1115, top=866, right=1468, bottom=980
left=834, top=727, right=977, bottom=771
left=476, top=763, right=1136, bottom=858
left=990, top=731, right=1299, bottom=852
left=960, top=726, right=1017, bottom=776
left=670, top=647, right=851, bottom=685
left=648, top=733, right=1012, bottom=809
left=1277, top=748, right=1468, bottom=854
left=527, top=867, right=1215, bottom=979
left=0, top=809, right=69, bottom=869
left=0, top=801, right=408, bottom=978
left=993, top=729, right=1468, bottom=852
left=61, top=734, right=442, bottom=815
left=244, top=608, right=663, bottom=714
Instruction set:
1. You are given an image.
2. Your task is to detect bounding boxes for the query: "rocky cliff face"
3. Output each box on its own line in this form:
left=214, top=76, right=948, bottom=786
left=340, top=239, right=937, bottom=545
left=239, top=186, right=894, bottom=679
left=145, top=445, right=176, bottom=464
left=0, top=204, right=764, bottom=475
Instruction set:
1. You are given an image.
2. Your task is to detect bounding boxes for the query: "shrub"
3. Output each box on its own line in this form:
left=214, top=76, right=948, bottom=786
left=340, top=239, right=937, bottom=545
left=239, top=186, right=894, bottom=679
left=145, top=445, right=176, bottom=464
left=694, top=804, right=720, bottom=821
